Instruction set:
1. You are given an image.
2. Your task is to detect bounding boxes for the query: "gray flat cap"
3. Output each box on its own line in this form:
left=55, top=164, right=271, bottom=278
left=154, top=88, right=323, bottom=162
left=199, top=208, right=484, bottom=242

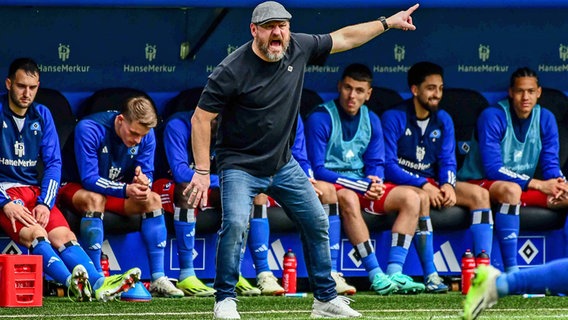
left=251, top=1, right=292, bottom=25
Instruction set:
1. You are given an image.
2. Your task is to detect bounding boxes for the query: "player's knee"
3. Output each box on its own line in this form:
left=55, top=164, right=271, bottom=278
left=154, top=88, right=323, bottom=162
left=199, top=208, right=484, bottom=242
left=318, top=181, right=338, bottom=202
left=471, top=187, right=491, bottom=207
left=337, top=193, right=359, bottom=219
left=492, top=182, right=522, bottom=202
left=415, top=188, right=429, bottom=205
left=397, top=190, right=420, bottom=219
left=145, top=191, right=163, bottom=210
left=20, top=225, right=48, bottom=247
left=82, top=191, right=107, bottom=210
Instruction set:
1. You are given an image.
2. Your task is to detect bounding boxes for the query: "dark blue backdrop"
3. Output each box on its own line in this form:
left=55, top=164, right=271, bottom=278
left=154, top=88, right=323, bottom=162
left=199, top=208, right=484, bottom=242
left=0, top=3, right=567, bottom=112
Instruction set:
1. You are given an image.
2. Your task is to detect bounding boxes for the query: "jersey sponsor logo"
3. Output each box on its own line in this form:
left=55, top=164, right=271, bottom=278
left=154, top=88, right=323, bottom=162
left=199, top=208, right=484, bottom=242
left=14, top=141, right=25, bottom=158
left=0, top=157, right=37, bottom=167
left=2, top=121, right=7, bottom=128
left=109, top=166, right=122, bottom=180
left=287, top=66, right=293, bottom=72
left=415, top=146, right=425, bottom=162
left=398, top=157, right=431, bottom=171
left=405, top=128, right=412, bottom=136
left=101, top=146, right=108, bottom=154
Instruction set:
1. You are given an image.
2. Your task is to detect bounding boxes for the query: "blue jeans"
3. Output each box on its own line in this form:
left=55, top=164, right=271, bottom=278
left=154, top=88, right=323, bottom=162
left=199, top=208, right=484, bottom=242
left=214, top=158, right=336, bottom=302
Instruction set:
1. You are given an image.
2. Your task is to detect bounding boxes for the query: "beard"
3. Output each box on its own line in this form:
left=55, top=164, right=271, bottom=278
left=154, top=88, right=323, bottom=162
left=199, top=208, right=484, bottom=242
left=257, top=36, right=290, bottom=62
left=418, top=96, right=440, bottom=113
left=9, top=89, right=32, bottom=111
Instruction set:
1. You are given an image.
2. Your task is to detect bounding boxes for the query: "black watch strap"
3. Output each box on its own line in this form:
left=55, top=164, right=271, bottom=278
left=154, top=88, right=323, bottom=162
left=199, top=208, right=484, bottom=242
left=378, top=16, right=389, bottom=31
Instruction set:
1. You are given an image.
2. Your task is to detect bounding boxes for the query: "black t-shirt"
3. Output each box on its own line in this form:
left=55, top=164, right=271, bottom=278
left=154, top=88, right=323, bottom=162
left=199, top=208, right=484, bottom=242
left=198, top=32, right=332, bottom=176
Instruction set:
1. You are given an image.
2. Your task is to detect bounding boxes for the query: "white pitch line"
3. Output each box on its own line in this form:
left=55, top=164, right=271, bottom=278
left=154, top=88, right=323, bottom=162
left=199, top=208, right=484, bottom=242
left=0, top=308, right=567, bottom=319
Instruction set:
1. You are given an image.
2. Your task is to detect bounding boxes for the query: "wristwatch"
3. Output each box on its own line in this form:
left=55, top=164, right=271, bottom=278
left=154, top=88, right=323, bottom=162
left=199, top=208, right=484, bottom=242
left=378, top=16, right=389, bottom=31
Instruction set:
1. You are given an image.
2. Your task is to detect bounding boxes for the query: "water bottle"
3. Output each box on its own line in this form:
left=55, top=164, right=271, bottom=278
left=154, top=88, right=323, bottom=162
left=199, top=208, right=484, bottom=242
left=461, top=249, right=476, bottom=295
left=475, top=250, right=490, bottom=266
left=282, top=249, right=297, bottom=293
left=101, top=252, right=110, bottom=277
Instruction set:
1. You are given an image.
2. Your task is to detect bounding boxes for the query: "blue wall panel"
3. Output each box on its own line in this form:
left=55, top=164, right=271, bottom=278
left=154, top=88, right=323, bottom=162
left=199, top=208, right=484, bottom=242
left=0, top=6, right=567, bottom=109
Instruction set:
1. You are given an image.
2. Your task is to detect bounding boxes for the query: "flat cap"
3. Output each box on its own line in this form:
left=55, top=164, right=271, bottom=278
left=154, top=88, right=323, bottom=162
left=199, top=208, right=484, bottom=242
left=251, top=1, right=292, bottom=25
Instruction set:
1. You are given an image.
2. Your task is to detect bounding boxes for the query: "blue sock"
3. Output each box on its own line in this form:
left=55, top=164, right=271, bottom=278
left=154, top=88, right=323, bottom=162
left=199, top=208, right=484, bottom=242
left=386, top=233, right=411, bottom=275
left=496, top=273, right=510, bottom=297
left=326, top=203, right=341, bottom=273
left=248, top=204, right=270, bottom=274
left=173, top=206, right=197, bottom=281
left=470, top=209, right=494, bottom=257
left=355, top=240, right=383, bottom=281
left=506, top=258, right=568, bottom=295
left=58, top=241, right=103, bottom=284
left=30, top=237, right=71, bottom=286
left=79, top=212, right=104, bottom=273
left=414, top=216, right=436, bottom=276
left=141, top=210, right=167, bottom=281
left=495, top=203, right=520, bottom=272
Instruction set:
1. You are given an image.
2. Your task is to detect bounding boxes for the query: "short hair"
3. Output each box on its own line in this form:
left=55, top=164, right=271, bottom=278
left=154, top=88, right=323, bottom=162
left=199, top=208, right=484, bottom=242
left=341, top=63, right=373, bottom=84
left=509, top=67, right=539, bottom=88
left=121, top=96, right=158, bottom=128
left=8, top=57, right=40, bottom=80
left=407, top=61, right=444, bottom=89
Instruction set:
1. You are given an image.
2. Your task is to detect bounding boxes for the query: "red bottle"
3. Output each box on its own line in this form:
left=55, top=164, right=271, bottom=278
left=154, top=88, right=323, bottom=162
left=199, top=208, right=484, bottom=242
left=461, top=249, right=476, bottom=295
left=282, top=249, right=297, bottom=293
left=101, top=253, right=110, bottom=277
left=476, top=250, right=490, bottom=266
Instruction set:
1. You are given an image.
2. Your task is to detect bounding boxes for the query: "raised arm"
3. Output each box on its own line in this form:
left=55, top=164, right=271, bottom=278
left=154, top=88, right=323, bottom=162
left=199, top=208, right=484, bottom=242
left=330, top=3, right=419, bottom=54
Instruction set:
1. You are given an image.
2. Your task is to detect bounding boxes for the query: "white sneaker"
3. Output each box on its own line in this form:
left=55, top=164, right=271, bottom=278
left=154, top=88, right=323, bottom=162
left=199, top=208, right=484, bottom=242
left=150, top=276, right=184, bottom=298
left=331, top=272, right=356, bottom=295
left=257, top=271, right=285, bottom=296
left=214, top=298, right=241, bottom=319
left=311, top=296, right=362, bottom=318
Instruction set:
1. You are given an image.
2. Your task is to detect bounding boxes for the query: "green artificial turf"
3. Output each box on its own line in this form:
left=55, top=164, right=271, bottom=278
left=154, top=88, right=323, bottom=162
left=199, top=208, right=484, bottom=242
left=0, top=291, right=567, bottom=319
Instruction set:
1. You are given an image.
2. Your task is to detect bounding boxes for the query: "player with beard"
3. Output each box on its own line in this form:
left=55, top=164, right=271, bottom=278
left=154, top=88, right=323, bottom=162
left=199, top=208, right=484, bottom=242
left=184, top=1, right=419, bottom=318
left=0, top=58, right=141, bottom=302
left=305, top=63, right=426, bottom=296
left=382, top=62, right=493, bottom=291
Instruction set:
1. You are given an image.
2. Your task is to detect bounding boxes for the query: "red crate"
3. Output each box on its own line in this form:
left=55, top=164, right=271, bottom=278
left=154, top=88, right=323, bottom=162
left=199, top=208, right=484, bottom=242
left=0, top=254, right=42, bottom=307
